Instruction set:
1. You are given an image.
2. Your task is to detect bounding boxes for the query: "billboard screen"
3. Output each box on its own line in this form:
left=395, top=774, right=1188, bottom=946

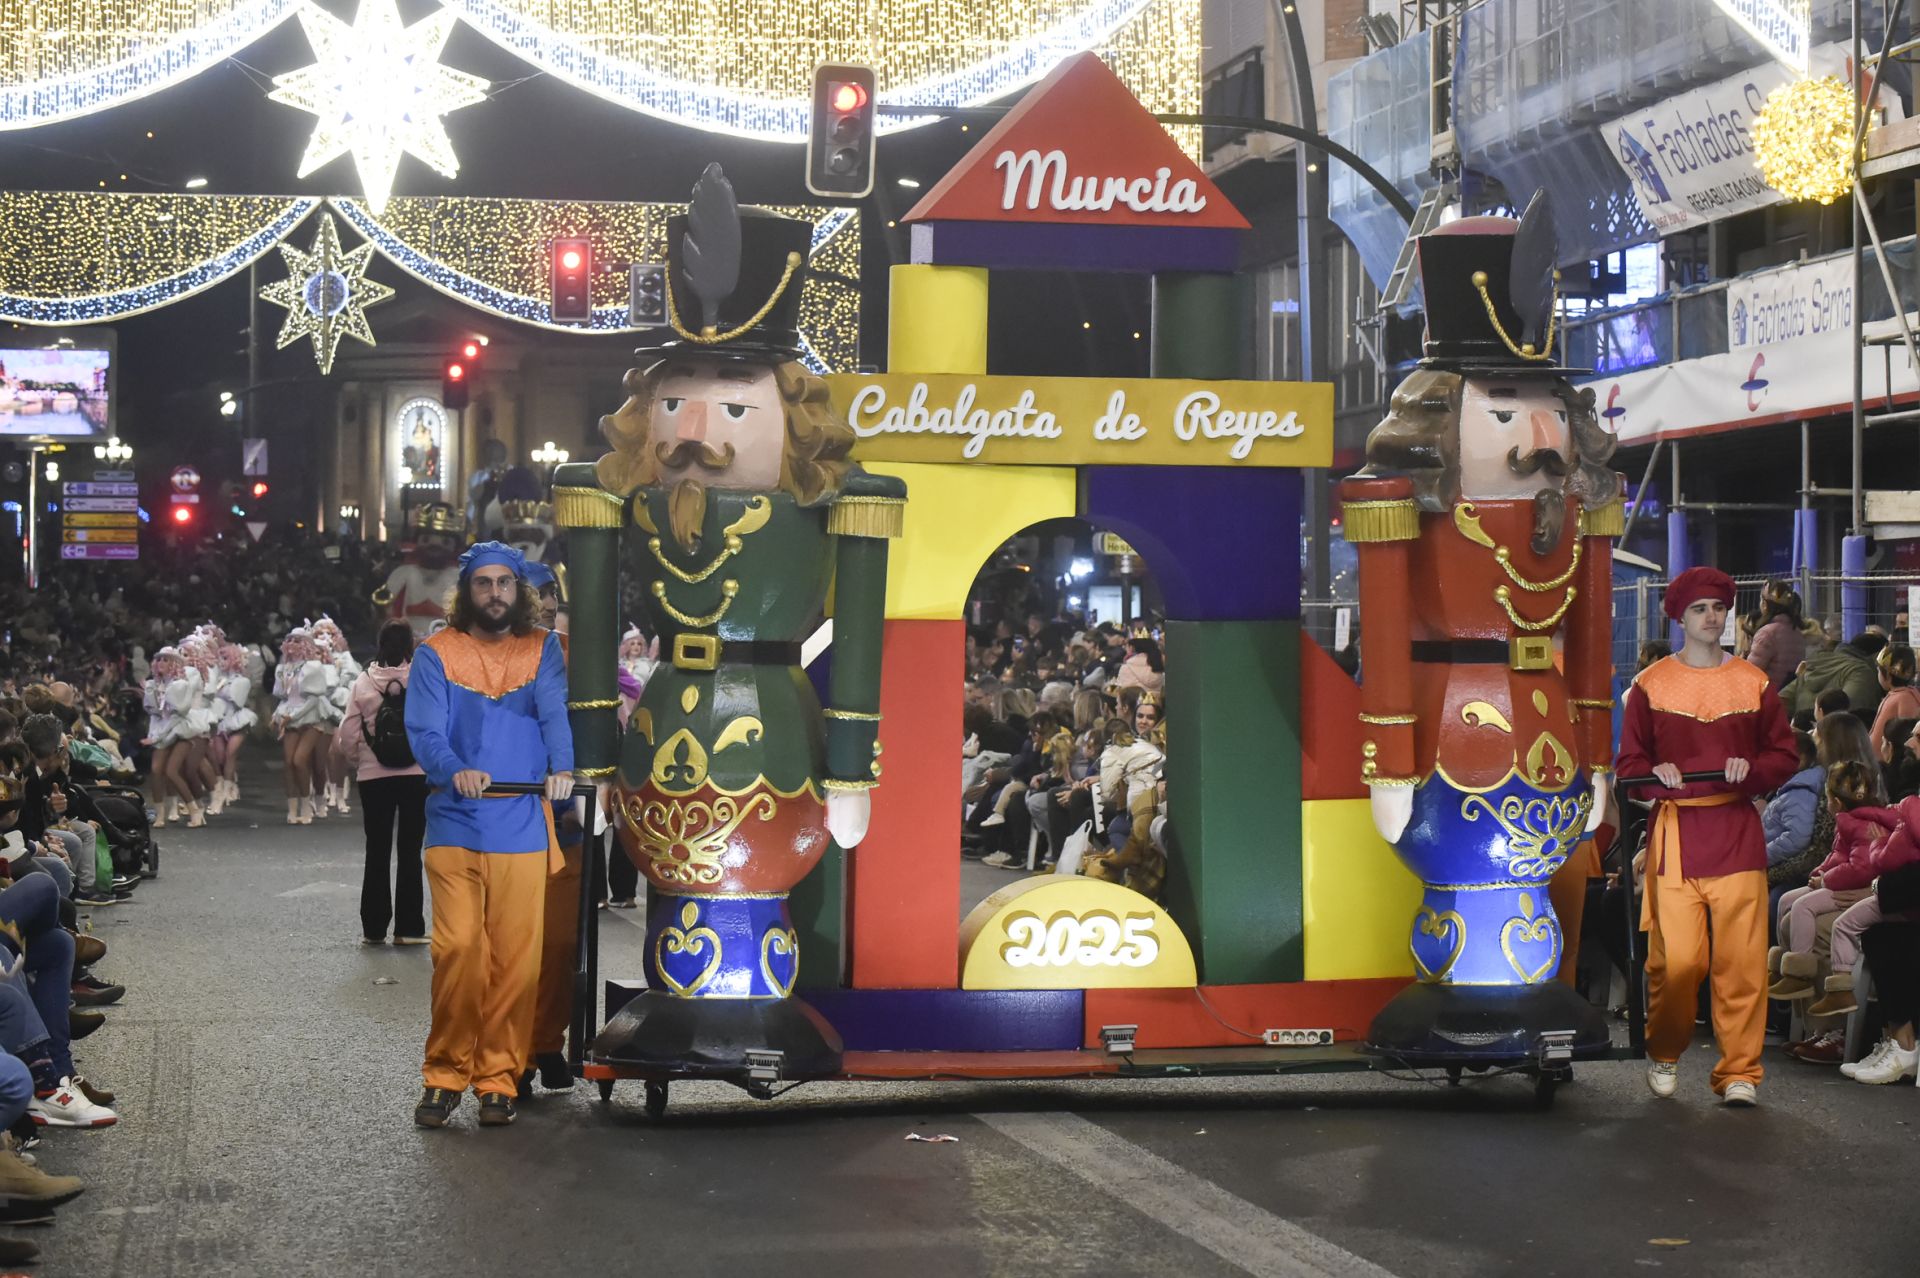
left=0, top=337, right=113, bottom=438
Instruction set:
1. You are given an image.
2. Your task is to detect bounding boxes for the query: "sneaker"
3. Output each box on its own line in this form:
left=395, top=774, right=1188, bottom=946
left=1721, top=1080, right=1759, bottom=1107
left=0, top=1236, right=40, bottom=1264
left=1646, top=1060, right=1680, bottom=1098
left=69, top=1009, right=105, bottom=1040
left=0, top=1201, right=53, bottom=1226
left=980, top=851, right=1014, bottom=867
left=0, top=1147, right=83, bottom=1205
left=413, top=1087, right=460, bottom=1128
left=1842, top=1039, right=1893, bottom=1079
left=73, top=889, right=116, bottom=907
left=70, top=978, right=125, bottom=1007
left=1789, top=1031, right=1845, bottom=1065
left=111, top=887, right=137, bottom=903
left=392, top=935, right=430, bottom=947
left=361, top=935, right=386, bottom=946
left=608, top=899, right=637, bottom=910
left=1852, top=1041, right=1920, bottom=1085
left=477, top=1093, right=516, bottom=1127
left=29, top=1077, right=117, bottom=1128
left=979, top=812, right=1006, bottom=828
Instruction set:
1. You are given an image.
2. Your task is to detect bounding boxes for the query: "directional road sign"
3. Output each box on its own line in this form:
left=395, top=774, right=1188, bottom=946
left=63, top=513, right=139, bottom=528
left=62, top=482, right=139, bottom=497
left=62, top=496, right=141, bottom=513
left=59, top=544, right=139, bottom=561
left=62, top=528, right=138, bottom=543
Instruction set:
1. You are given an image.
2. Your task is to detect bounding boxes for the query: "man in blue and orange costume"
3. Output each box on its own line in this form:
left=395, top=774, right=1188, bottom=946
left=405, top=540, right=576, bottom=1129
left=1341, top=191, right=1622, bottom=1066
left=1617, top=567, right=1797, bottom=1107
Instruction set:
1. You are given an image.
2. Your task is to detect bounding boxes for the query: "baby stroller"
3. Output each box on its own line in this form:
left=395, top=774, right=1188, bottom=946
left=83, top=782, right=159, bottom=879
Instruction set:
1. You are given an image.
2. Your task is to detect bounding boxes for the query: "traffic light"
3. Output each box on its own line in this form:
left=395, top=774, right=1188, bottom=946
left=170, top=505, right=193, bottom=527
left=251, top=480, right=270, bottom=500
left=551, top=237, right=592, bottom=322
left=443, top=358, right=469, bottom=411
left=807, top=64, right=877, bottom=199
left=629, top=263, right=667, bottom=326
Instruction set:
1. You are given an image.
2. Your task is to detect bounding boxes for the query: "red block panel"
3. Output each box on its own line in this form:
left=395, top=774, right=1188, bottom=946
left=850, top=618, right=964, bottom=989
left=1082, top=979, right=1409, bottom=1049
left=1300, top=638, right=1367, bottom=801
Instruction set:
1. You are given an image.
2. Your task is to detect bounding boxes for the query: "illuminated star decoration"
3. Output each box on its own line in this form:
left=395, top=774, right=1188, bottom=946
left=267, top=0, right=490, bottom=214
left=257, top=212, right=395, bottom=374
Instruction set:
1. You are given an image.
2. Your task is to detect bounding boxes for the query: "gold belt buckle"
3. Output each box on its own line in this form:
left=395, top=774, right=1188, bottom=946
left=672, top=633, right=719, bottom=672
left=1510, top=636, right=1554, bottom=671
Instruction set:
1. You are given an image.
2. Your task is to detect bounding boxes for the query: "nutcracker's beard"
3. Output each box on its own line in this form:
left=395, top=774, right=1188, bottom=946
left=1531, top=487, right=1568, bottom=557
left=669, top=478, right=707, bottom=554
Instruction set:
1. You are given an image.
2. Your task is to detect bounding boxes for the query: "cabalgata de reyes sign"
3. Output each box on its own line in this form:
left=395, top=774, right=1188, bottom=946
left=823, top=374, right=1333, bottom=468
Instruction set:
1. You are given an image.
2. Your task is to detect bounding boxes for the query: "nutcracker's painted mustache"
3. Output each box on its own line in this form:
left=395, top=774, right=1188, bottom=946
left=1508, top=445, right=1570, bottom=477
left=656, top=439, right=737, bottom=472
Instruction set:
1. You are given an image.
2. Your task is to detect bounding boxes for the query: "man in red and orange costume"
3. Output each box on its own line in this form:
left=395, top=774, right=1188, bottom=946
left=1618, top=567, right=1797, bottom=1106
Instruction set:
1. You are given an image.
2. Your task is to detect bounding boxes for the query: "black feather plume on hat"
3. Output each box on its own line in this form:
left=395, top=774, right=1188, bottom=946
left=681, top=163, right=742, bottom=333
left=1509, top=191, right=1556, bottom=351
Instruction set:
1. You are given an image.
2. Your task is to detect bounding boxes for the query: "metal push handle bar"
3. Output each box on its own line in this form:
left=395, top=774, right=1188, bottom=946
left=1614, top=771, right=1744, bottom=788
left=480, top=781, right=599, bottom=799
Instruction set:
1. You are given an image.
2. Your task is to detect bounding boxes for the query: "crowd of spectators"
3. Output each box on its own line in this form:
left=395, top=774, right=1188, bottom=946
left=1692, top=582, right=1920, bottom=1082
left=960, top=609, right=1171, bottom=897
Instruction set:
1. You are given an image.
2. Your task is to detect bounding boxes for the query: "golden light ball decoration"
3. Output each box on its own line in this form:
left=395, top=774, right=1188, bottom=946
left=1750, top=75, right=1861, bottom=206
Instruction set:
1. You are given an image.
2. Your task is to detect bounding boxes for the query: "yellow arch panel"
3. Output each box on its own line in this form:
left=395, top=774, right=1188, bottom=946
left=1301, top=798, right=1423, bottom=982
left=959, top=874, right=1198, bottom=990
left=862, top=461, right=1076, bottom=620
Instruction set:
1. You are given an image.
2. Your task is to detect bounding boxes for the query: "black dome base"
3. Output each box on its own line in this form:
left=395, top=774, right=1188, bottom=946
left=589, top=992, right=844, bottom=1085
left=1364, top=982, right=1613, bottom=1065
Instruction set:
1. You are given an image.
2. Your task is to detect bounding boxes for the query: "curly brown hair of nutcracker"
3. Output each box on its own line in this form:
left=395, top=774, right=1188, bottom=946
left=1361, top=368, right=1621, bottom=556
left=594, top=356, right=854, bottom=552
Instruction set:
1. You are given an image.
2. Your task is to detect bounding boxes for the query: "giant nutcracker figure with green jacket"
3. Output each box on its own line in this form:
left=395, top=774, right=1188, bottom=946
left=553, top=165, right=903, bottom=1081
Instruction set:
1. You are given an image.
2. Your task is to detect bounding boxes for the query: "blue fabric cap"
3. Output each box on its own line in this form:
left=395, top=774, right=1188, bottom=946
left=459, top=540, right=527, bottom=580
left=523, top=560, right=556, bottom=591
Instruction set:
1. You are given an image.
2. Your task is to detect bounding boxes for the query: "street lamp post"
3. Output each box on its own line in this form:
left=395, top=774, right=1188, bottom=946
left=530, top=441, right=570, bottom=479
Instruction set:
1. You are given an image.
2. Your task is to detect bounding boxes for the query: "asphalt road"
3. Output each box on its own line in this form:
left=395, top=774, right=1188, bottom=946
left=21, top=764, right=1920, bottom=1277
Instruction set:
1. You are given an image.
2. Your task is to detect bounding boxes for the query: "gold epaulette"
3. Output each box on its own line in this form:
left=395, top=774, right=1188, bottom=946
left=1342, top=498, right=1418, bottom=543
left=553, top=486, right=624, bottom=529
left=1584, top=498, right=1626, bottom=538
left=827, top=495, right=905, bottom=539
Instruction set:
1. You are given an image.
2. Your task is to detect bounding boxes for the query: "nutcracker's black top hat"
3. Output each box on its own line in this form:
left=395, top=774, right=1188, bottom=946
left=1417, top=191, right=1583, bottom=375
left=637, top=163, right=811, bottom=361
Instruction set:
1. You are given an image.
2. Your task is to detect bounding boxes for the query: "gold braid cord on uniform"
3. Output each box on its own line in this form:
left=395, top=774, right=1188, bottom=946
left=553, top=486, right=625, bottom=529
left=1584, top=499, right=1626, bottom=538
left=1342, top=499, right=1418, bottom=543
left=668, top=252, right=803, bottom=344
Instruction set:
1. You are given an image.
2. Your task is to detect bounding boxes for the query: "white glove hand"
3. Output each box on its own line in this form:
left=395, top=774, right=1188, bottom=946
left=826, top=790, right=872, bottom=849
left=1585, top=773, right=1610, bottom=835
left=1369, top=784, right=1414, bottom=845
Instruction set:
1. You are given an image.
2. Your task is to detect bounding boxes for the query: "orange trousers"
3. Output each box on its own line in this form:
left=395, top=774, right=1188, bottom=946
left=531, top=840, right=583, bottom=1057
left=422, top=846, right=547, bottom=1097
left=1548, top=838, right=1601, bottom=988
left=1645, top=868, right=1768, bottom=1092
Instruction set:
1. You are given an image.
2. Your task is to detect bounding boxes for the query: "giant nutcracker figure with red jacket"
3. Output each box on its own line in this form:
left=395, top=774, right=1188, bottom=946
left=1339, top=194, right=1623, bottom=1061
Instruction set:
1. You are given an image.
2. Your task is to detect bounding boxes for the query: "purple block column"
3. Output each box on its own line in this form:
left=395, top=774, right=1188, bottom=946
left=1666, top=508, right=1690, bottom=649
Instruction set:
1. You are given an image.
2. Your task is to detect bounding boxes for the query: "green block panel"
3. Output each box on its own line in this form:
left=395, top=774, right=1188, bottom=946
left=790, top=843, right=846, bottom=990
left=1151, top=273, right=1249, bottom=380
left=1162, top=620, right=1303, bottom=984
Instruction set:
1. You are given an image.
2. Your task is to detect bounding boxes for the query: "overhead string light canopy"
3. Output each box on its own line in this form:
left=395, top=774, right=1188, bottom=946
left=0, top=191, right=861, bottom=371
left=0, top=0, right=1198, bottom=146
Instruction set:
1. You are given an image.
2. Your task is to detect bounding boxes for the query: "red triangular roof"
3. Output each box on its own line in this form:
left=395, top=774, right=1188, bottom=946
left=904, top=53, right=1249, bottom=231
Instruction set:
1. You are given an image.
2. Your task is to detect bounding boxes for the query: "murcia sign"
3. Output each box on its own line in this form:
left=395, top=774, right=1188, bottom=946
left=825, top=373, right=1331, bottom=468
left=903, top=52, right=1249, bottom=231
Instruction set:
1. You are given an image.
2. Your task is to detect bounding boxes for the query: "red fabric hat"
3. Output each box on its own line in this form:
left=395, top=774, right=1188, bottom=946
left=1664, top=567, right=1736, bottom=622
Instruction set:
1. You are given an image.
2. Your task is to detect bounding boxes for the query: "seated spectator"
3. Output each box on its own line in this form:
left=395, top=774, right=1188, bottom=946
left=1881, top=717, right=1920, bottom=801
left=1783, top=632, right=1887, bottom=723
left=1636, top=640, right=1671, bottom=672
left=1870, top=644, right=1920, bottom=757
left=1747, top=582, right=1806, bottom=690
left=1116, top=635, right=1165, bottom=693
left=1770, top=760, right=1892, bottom=1001
left=1853, top=862, right=1920, bottom=1082
left=1815, top=688, right=1850, bottom=723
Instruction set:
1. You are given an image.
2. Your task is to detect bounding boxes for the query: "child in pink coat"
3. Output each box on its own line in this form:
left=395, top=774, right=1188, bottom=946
left=1805, top=791, right=1920, bottom=1017
left=1769, top=760, right=1893, bottom=1001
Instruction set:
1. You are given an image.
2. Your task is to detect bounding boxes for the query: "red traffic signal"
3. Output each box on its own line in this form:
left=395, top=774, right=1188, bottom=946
left=461, top=341, right=480, bottom=359
left=807, top=64, right=877, bottom=199
left=443, top=357, right=470, bottom=411
left=551, top=236, right=592, bottom=322
left=251, top=480, right=270, bottom=499
left=171, top=506, right=193, bottom=525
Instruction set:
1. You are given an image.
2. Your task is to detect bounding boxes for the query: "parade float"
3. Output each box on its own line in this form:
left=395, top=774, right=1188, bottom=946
left=554, top=56, right=1650, bottom=1116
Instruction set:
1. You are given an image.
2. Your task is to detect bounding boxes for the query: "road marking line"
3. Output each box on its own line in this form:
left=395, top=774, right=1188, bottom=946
left=975, top=1111, right=1399, bottom=1278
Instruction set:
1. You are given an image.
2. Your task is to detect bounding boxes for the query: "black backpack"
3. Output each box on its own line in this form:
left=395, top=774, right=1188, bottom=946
left=364, top=680, right=415, bottom=769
